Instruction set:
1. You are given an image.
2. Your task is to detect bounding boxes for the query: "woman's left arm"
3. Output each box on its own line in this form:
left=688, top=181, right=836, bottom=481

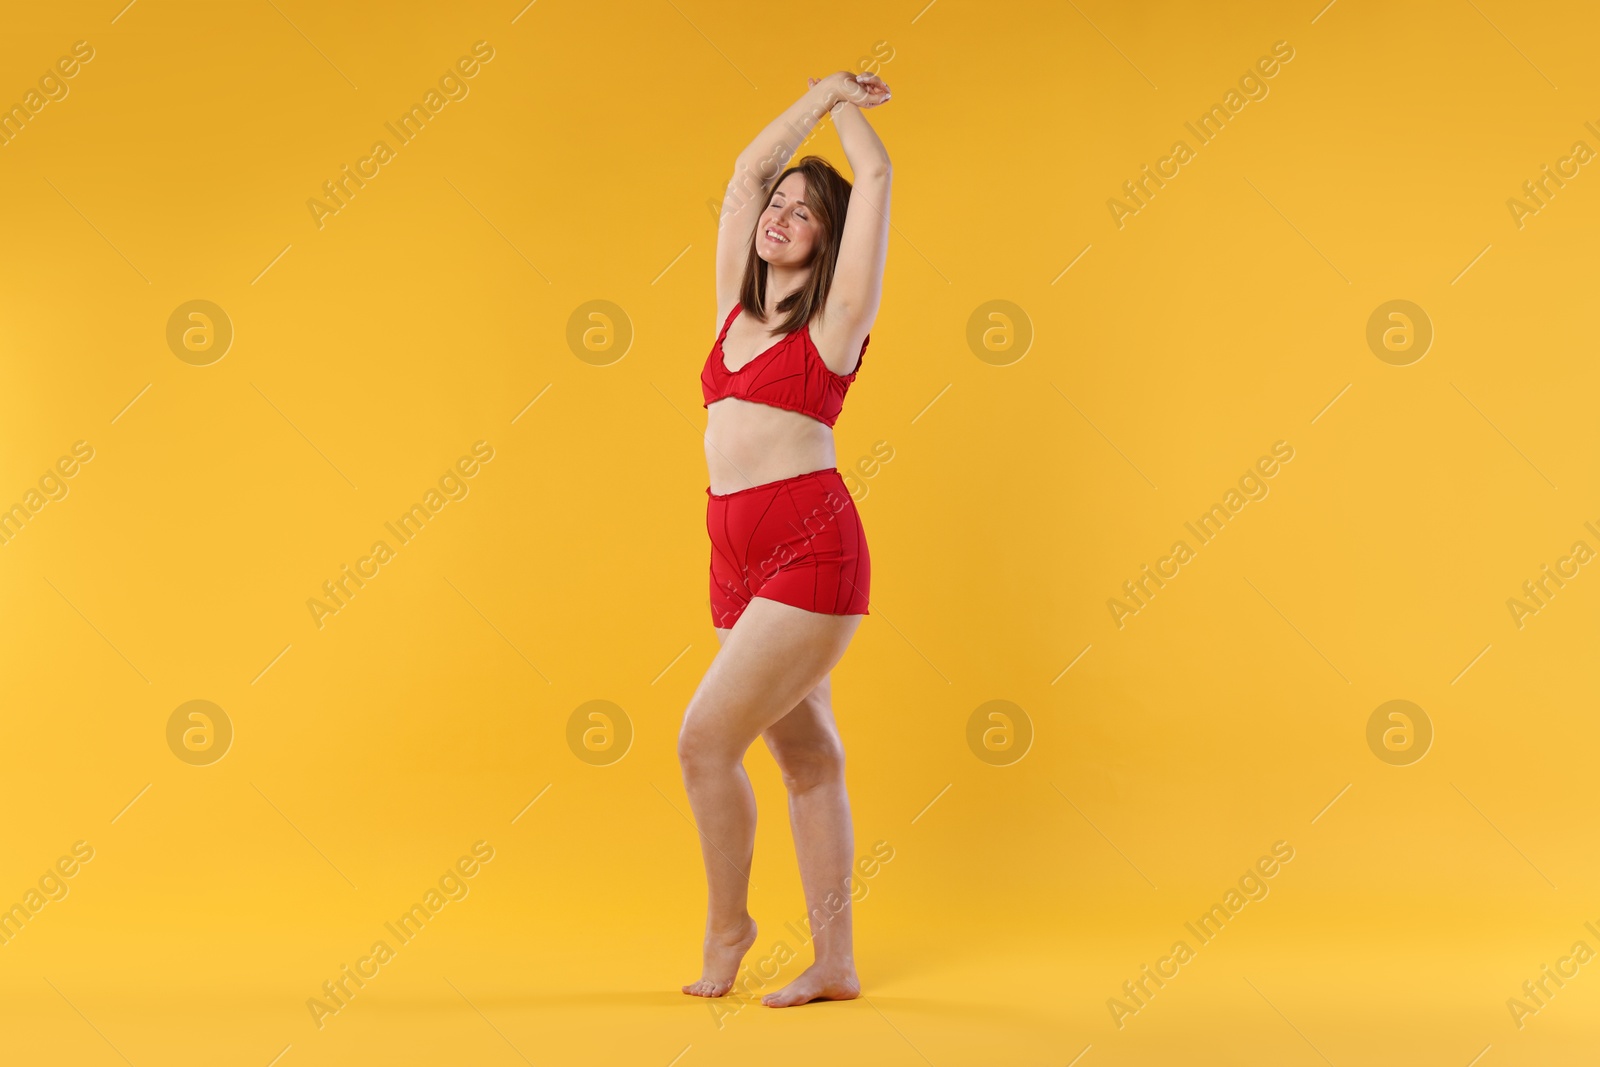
left=819, top=74, right=892, bottom=347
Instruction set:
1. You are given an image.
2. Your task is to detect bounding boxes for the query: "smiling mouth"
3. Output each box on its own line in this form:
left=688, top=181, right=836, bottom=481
left=764, top=228, right=789, bottom=244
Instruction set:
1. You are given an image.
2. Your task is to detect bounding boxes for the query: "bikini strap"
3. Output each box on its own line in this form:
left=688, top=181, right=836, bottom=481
left=717, top=303, right=741, bottom=341
left=849, top=332, right=869, bottom=372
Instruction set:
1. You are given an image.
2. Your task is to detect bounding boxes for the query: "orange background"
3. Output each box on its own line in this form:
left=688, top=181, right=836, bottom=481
left=1, top=1, right=1597, bottom=1064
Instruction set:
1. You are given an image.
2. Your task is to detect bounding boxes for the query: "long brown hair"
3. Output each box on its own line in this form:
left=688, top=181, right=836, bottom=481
left=739, top=155, right=855, bottom=335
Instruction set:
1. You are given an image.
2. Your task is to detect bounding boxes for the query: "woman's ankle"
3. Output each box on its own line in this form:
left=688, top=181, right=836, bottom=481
left=705, top=913, right=757, bottom=940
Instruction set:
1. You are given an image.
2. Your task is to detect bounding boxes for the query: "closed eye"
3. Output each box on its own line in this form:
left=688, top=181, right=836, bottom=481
left=771, top=195, right=808, bottom=220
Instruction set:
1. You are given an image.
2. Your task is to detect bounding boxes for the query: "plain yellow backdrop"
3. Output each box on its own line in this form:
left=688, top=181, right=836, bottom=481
left=1, top=0, right=1597, bottom=1064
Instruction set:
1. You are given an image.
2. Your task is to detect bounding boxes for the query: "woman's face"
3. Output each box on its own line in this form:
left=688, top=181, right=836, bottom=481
left=756, top=174, right=818, bottom=266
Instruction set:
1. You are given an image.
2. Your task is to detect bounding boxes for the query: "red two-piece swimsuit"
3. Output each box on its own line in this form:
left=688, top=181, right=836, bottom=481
left=700, top=303, right=872, bottom=629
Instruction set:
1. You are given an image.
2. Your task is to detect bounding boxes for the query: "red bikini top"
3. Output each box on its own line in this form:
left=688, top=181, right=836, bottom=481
left=701, top=303, right=868, bottom=428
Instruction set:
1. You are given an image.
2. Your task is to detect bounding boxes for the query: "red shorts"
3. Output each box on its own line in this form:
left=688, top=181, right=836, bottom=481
left=706, top=467, right=871, bottom=629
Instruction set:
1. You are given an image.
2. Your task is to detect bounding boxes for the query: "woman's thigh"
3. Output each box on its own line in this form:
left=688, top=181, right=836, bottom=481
left=716, top=626, right=841, bottom=762
left=683, top=598, right=862, bottom=762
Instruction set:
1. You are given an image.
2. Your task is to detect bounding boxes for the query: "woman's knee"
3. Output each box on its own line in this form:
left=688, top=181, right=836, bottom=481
left=677, top=716, right=741, bottom=776
left=769, top=734, right=846, bottom=793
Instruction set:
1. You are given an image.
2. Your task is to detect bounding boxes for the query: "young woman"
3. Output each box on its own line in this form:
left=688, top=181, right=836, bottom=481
left=679, top=69, right=892, bottom=1008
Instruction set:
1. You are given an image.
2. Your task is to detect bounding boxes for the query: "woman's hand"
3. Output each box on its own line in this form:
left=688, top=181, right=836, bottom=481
left=810, top=71, right=891, bottom=110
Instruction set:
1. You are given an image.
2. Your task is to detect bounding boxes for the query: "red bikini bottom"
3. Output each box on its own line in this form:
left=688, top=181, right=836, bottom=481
left=706, top=467, right=871, bottom=629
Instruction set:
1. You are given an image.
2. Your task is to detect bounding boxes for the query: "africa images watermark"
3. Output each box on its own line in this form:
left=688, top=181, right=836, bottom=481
left=706, top=839, right=895, bottom=1029
left=1504, top=517, right=1600, bottom=630
left=1504, top=917, right=1600, bottom=1030
left=840, top=439, right=894, bottom=501
left=0, top=39, right=95, bottom=148
left=0, top=440, right=95, bottom=547
left=0, top=840, right=96, bottom=947
left=306, top=840, right=495, bottom=1029
left=1107, top=40, right=1296, bottom=229
left=307, top=41, right=496, bottom=229
left=1107, top=440, right=1296, bottom=628
left=1108, top=839, right=1296, bottom=1028
left=306, top=440, right=495, bottom=629
left=715, top=476, right=857, bottom=611
left=1505, top=120, right=1600, bottom=230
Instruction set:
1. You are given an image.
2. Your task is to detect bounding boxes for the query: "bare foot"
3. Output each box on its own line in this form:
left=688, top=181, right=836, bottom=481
left=761, top=962, right=860, bottom=1007
left=681, top=916, right=758, bottom=997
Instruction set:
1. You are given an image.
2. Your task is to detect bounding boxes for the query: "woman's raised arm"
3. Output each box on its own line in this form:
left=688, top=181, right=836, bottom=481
left=817, top=78, right=891, bottom=350
left=714, top=74, right=880, bottom=313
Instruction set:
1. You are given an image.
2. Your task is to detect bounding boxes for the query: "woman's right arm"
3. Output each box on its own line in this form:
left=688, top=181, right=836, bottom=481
left=734, top=78, right=842, bottom=180
left=715, top=78, right=853, bottom=312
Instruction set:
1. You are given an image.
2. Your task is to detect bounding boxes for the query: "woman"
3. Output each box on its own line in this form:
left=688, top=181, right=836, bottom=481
left=679, top=69, right=892, bottom=1009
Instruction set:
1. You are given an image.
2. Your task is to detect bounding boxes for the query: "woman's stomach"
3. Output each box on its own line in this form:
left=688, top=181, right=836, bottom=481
left=704, top=398, right=837, bottom=495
